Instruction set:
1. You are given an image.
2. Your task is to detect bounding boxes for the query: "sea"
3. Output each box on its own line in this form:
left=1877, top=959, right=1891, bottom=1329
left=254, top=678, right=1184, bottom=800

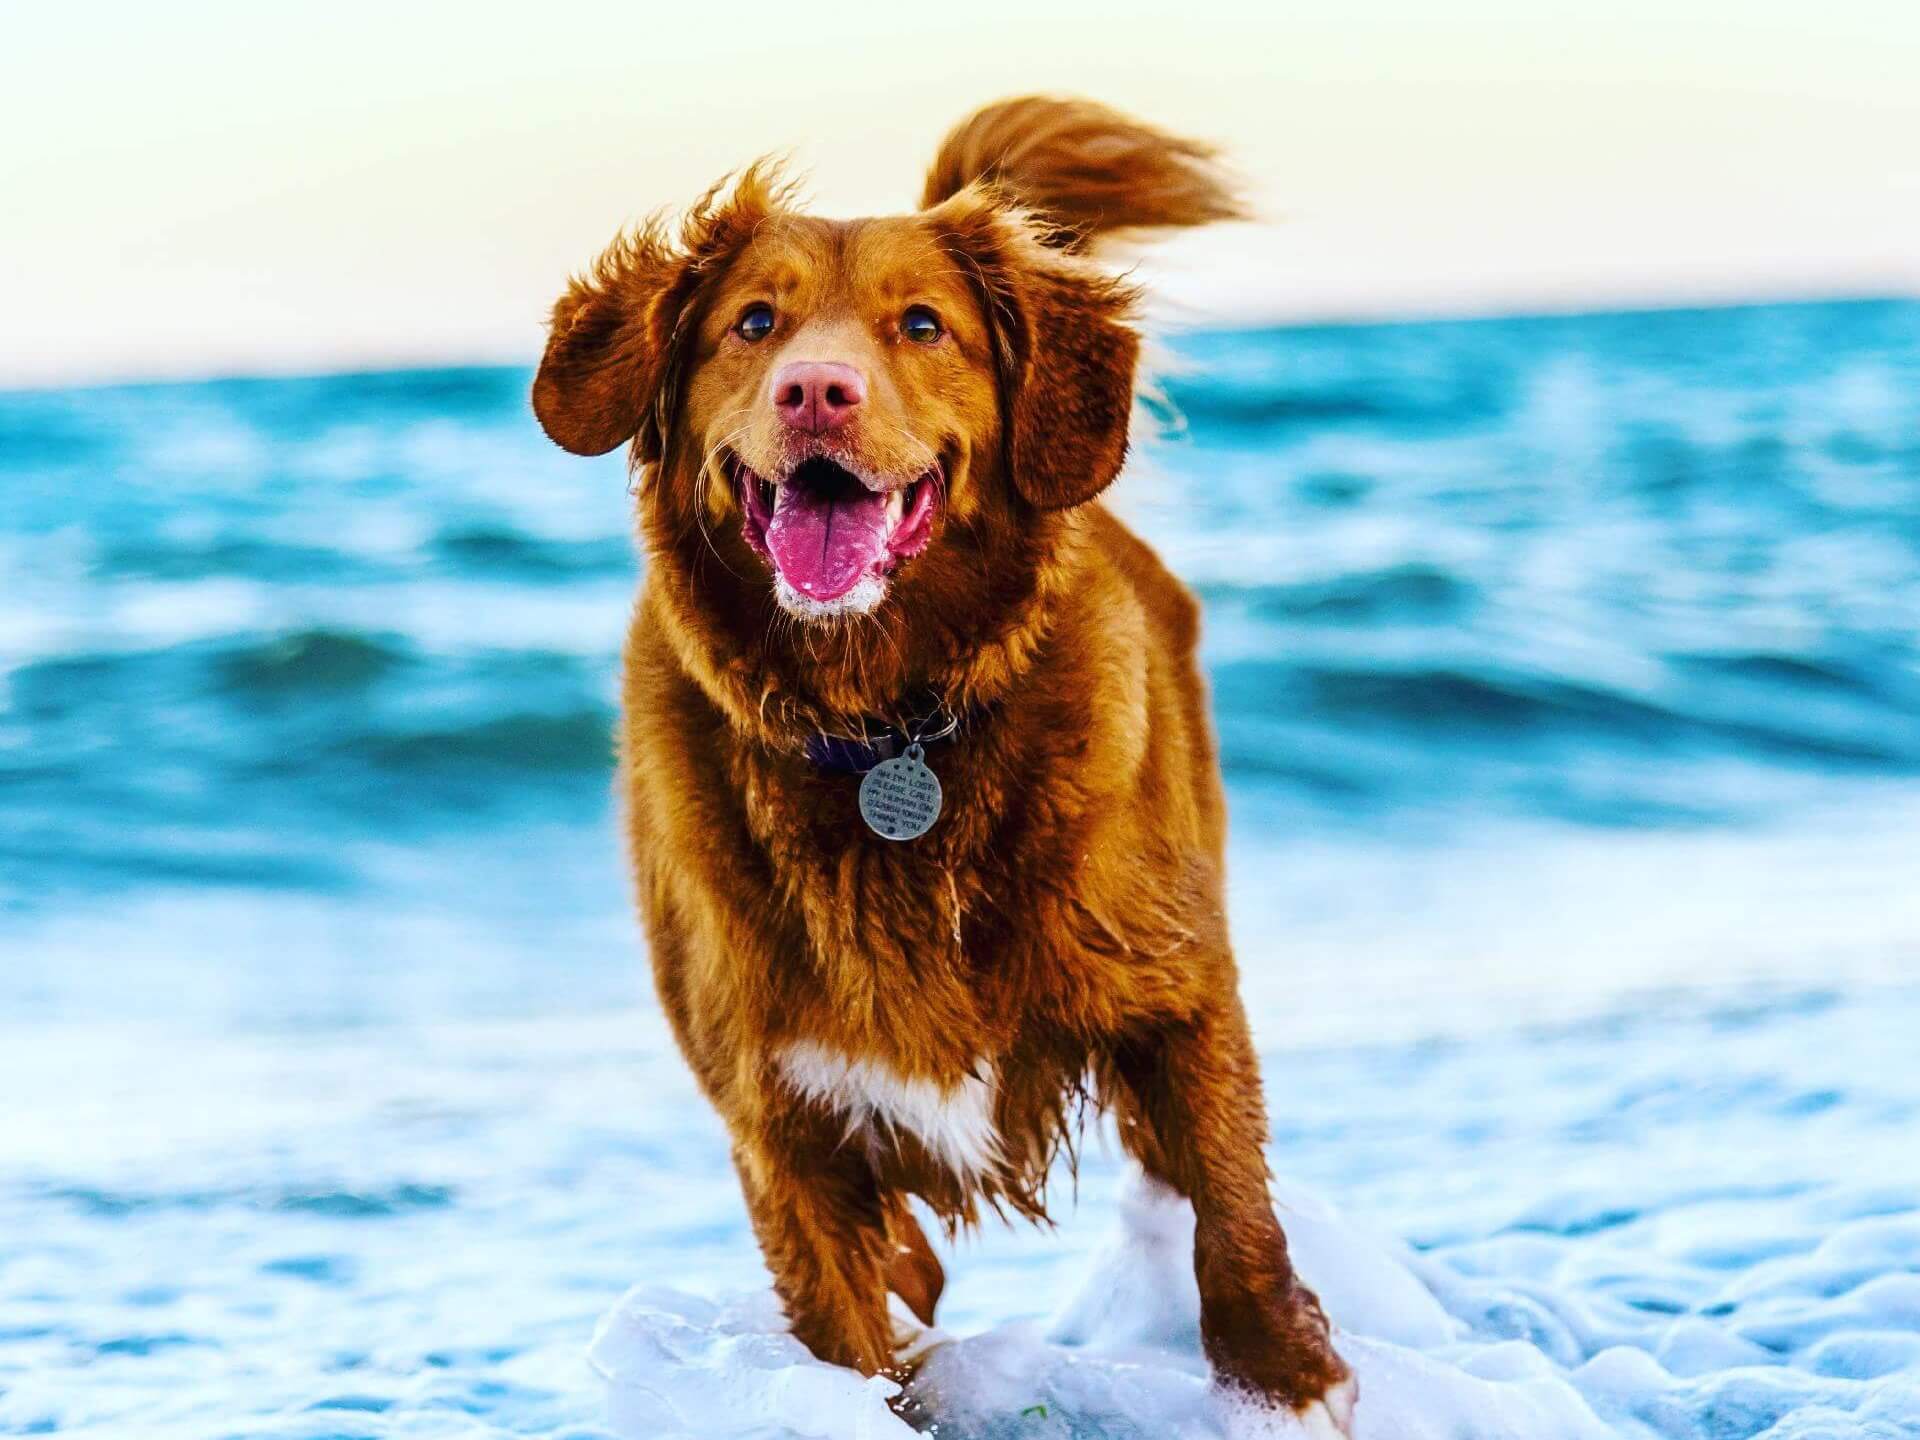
left=3, top=298, right=1919, bottom=1439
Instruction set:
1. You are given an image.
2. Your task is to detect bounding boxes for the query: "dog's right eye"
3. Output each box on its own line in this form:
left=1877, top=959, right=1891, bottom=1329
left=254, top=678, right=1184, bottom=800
left=901, top=306, right=943, bottom=344
left=736, top=304, right=775, bottom=342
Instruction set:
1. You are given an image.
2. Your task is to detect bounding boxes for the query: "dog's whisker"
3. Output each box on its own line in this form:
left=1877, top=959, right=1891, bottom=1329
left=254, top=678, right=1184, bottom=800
left=683, top=416, right=758, bottom=579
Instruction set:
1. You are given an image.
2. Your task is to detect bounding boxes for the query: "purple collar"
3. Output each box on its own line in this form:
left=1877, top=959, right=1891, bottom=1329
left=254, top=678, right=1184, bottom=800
left=803, top=706, right=964, bottom=775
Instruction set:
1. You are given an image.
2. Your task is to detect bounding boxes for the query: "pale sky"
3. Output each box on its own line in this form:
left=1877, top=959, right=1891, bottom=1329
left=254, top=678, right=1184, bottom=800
left=4, top=0, right=1918, bottom=387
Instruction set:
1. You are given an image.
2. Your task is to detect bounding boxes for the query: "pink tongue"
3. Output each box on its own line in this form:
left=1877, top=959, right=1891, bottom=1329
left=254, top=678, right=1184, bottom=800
left=765, top=483, right=890, bottom=601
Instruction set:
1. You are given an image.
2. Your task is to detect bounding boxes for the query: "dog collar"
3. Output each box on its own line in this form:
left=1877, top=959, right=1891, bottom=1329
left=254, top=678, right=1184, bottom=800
left=803, top=703, right=963, bottom=775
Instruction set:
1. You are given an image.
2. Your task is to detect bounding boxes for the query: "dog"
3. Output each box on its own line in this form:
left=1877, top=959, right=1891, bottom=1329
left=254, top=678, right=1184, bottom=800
left=532, top=96, right=1356, bottom=1434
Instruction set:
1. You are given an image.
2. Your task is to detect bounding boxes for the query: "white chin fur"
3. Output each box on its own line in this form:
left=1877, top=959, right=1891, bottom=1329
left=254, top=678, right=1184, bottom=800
left=774, top=573, right=887, bottom=621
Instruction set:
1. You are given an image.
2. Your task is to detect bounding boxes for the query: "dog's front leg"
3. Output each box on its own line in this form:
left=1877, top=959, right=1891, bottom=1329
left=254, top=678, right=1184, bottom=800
left=732, top=1135, right=902, bottom=1378
left=1110, top=996, right=1357, bottom=1434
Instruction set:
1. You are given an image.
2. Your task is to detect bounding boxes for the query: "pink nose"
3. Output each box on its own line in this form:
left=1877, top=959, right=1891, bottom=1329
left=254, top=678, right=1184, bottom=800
left=771, top=361, right=866, bottom=435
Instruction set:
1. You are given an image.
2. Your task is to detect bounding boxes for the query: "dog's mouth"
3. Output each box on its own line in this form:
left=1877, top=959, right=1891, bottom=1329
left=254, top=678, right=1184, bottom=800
left=732, top=452, right=941, bottom=605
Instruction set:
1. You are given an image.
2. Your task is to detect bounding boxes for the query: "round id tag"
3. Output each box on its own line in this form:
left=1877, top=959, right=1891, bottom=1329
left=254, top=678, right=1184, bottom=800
left=858, top=743, right=943, bottom=841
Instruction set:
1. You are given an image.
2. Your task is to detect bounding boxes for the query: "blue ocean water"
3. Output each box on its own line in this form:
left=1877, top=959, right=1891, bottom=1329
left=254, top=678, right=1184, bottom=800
left=3, top=299, right=1920, bottom=1438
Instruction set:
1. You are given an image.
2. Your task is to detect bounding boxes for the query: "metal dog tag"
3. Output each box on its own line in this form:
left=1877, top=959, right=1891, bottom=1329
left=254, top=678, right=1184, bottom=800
left=859, top=743, right=943, bottom=841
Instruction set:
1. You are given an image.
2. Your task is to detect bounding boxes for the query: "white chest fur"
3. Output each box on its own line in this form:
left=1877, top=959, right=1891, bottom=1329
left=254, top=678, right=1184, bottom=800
left=775, top=1041, right=1000, bottom=1179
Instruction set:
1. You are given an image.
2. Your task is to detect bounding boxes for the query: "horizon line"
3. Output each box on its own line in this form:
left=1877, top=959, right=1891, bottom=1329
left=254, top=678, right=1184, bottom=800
left=4, top=288, right=1912, bottom=398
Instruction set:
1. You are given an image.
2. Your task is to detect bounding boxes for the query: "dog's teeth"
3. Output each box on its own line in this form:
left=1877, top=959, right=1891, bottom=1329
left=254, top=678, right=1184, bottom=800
left=887, top=488, right=905, bottom=527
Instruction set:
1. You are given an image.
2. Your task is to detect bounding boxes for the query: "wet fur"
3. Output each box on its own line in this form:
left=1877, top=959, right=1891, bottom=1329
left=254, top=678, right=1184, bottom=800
left=533, top=96, right=1353, bottom=1423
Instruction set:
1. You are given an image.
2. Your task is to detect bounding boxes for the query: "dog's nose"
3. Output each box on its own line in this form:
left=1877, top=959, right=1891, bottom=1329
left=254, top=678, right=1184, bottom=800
left=771, top=361, right=866, bottom=435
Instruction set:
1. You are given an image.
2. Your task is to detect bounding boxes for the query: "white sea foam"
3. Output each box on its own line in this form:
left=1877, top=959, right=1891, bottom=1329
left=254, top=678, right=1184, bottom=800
left=592, top=1163, right=1920, bottom=1440
left=590, top=1170, right=1601, bottom=1439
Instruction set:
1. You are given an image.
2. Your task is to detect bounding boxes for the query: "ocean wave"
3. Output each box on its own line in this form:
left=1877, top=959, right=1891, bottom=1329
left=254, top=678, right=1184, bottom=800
left=93, top=536, right=387, bottom=584
left=213, top=627, right=416, bottom=693
left=1198, top=563, right=1476, bottom=622
left=430, top=523, right=634, bottom=579
left=1215, top=656, right=1920, bottom=763
left=338, top=706, right=616, bottom=775
left=32, top=1180, right=455, bottom=1219
left=3, top=300, right=1918, bottom=905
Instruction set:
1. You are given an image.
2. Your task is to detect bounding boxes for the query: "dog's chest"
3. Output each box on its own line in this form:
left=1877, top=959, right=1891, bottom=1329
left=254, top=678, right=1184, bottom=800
left=775, top=1041, right=1000, bottom=1179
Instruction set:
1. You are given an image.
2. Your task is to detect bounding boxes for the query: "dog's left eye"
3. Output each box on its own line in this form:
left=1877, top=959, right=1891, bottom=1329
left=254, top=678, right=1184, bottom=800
left=737, top=304, right=775, bottom=342
left=901, top=307, right=943, bottom=344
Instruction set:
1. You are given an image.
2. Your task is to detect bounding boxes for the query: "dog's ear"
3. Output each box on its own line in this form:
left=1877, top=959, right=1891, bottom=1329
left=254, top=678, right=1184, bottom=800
left=533, top=165, right=787, bottom=461
left=532, top=226, right=688, bottom=459
left=929, top=190, right=1140, bottom=510
left=1000, top=258, right=1140, bottom=510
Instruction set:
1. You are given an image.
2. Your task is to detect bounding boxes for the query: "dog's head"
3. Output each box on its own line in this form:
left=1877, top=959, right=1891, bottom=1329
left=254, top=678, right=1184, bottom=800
left=532, top=98, right=1236, bottom=723
left=533, top=168, right=1140, bottom=623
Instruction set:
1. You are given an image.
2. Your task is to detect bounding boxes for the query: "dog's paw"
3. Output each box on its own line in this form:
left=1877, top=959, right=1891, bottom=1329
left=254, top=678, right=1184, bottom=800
left=1301, top=1374, right=1358, bottom=1437
left=1214, top=1374, right=1358, bottom=1439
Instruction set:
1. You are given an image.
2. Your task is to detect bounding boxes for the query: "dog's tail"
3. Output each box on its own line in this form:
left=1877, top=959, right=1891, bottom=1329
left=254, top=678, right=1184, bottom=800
left=920, top=95, right=1243, bottom=252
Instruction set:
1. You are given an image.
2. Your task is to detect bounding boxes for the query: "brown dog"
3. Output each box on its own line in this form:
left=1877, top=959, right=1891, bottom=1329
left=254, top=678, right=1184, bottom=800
left=533, top=97, right=1355, bottom=1434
